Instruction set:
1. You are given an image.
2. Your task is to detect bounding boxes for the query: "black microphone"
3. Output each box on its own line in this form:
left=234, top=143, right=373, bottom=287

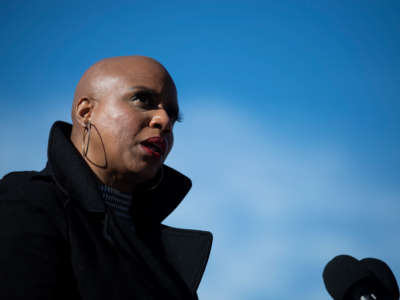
left=360, top=258, right=399, bottom=300
left=323, top=255, right=399, bottom=300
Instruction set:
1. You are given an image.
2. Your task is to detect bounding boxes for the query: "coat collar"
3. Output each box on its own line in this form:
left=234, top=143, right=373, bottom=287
left=42, top=121, right=192, bottom=224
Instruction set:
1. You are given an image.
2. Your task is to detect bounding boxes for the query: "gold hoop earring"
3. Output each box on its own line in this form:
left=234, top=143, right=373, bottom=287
left=81, top=122, right=107, bottom=169
left=147, top=166, right=164, bottom=191
left=82, top=121, right=91, bottom=157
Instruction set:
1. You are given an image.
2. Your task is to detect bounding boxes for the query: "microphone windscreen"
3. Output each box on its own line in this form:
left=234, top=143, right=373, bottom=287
left=323, top=255, right=372, bottom=300
left=360, top=258, right=399, bottom=300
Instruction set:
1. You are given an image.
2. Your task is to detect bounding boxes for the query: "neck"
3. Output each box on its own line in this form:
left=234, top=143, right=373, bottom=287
left=90, top=166, right=142, bottom=194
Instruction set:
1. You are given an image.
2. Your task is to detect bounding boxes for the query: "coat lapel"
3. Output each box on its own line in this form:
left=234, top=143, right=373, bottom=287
left=160, top=225, right=213, bottom=292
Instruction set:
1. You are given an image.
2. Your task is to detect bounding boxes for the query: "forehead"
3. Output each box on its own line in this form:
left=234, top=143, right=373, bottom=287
left=123, top=69, right=172, bottom=92
left=93, top=60, right=177, bottom=102
left=115, top=62, right=175, bottom=95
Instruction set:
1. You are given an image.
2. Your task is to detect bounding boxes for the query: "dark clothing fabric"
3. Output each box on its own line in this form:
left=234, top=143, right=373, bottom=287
left=0, top=121, right=212, bottom=300
left=98, top=183, right=133, bottom=219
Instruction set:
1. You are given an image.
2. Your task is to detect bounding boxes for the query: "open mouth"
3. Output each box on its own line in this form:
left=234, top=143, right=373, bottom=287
left=141, top=137, right=167, bottom=158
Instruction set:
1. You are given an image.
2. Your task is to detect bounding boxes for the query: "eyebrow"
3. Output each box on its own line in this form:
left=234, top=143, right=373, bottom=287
left=129, top=86, right=158, bottom=94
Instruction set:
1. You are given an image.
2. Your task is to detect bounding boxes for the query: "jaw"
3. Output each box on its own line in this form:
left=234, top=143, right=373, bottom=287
left=95, top=143, right=167, bottom=192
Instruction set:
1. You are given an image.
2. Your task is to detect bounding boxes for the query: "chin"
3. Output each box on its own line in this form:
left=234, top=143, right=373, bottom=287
left=133, top=164, right=161, bottom=184
left=145, top=166, right=162, bottom=181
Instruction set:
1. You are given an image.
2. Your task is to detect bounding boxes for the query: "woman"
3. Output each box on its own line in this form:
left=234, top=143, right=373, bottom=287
left=0, top=56, right=212, bottom=299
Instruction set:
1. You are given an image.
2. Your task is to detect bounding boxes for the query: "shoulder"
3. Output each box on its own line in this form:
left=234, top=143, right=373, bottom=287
left=0, top=170, right=37, bottom=188
left=1, top=170, right=64, bottom=202
left=0, top=172, right=71, bottom=298
left=0, top=170, right=67, bottom=237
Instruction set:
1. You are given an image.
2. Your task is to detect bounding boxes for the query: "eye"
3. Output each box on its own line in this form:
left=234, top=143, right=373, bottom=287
left=131, top=92, right=156, bottom=108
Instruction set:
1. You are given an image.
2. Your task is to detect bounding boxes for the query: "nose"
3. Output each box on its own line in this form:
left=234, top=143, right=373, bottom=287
left=149, top=108, right=172, bottom=132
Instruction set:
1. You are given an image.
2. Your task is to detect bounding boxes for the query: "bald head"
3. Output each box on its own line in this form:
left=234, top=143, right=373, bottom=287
left=71, top=56, right=176, bottom=125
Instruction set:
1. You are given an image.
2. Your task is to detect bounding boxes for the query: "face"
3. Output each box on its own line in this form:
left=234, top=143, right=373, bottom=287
left=87, top=61, right=179, bottom=187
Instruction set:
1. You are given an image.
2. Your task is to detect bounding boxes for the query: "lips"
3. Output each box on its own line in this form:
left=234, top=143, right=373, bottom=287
left=140, top=136, right=167, bottom=158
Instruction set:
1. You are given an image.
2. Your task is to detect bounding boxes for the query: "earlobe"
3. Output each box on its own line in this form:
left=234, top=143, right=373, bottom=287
left=75, top=97, right=94, bottom=126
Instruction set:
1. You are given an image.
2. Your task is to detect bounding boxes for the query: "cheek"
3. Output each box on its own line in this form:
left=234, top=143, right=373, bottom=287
left=95, top=108, right=144, bottom=152
left=114, top=118, right=144, bottom=151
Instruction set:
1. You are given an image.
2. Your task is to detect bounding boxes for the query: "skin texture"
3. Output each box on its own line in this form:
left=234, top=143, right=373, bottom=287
left=70, top=56, right=179, bottom=193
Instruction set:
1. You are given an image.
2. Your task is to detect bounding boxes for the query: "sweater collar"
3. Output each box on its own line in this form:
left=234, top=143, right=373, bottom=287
left=42, top=121, right=192, bottom=224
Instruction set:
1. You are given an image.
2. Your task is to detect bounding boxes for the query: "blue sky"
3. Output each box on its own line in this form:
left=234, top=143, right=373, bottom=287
left=1, top=1, right=399, bottom=299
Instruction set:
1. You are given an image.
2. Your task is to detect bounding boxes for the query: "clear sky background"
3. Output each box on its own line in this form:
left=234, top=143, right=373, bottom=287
left=1, top=1, right=399, bottom=299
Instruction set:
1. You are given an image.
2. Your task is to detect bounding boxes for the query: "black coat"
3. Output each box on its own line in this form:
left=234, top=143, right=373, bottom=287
left=0, top=121, right=212, bottom=300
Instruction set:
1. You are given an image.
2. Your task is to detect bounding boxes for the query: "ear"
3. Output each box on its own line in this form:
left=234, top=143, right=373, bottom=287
left=74, top=97, right=95, bottom=127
